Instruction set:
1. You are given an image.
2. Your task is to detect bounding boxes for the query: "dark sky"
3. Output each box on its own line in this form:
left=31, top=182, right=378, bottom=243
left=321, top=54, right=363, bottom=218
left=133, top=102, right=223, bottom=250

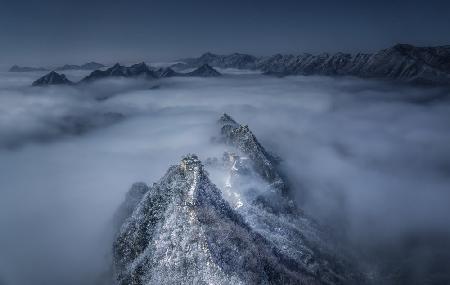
left=1, top=0, right=449, bottom=65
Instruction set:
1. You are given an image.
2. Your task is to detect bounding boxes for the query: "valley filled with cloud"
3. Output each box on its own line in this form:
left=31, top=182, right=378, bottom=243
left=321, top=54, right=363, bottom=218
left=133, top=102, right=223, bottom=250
left=0, top=68, right=449, bottom=284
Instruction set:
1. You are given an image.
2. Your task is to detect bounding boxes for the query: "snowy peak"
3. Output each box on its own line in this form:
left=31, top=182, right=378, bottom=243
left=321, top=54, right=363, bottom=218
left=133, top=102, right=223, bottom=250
left=113, top=155, right=328, bottom=284
left=32, top=71, right=73, bottom=86
left=112, top=114, right=366, bottom=284
left=113, top=151, right=364, bottom=284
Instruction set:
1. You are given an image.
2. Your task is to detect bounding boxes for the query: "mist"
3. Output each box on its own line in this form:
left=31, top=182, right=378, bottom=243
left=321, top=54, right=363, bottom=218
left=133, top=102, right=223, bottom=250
left=0, top=69, right=449, bottom=284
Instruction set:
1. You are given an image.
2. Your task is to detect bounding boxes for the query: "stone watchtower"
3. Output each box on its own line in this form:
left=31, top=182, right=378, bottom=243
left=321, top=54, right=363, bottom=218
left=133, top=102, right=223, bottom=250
left=180, top=154, right=202, bottom=173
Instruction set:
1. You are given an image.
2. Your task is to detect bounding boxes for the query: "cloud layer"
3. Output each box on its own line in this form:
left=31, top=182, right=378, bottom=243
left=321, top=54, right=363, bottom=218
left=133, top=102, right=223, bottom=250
left=0, top=69, right=449, bottom=284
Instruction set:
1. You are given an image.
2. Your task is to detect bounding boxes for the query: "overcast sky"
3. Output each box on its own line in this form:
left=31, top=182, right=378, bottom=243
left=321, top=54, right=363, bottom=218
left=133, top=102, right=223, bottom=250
left=1, top=0, right=449, bottom=65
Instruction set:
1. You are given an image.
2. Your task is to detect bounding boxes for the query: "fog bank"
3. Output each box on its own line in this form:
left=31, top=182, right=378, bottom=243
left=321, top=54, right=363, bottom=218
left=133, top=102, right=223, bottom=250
left=0, top=69, right=449, bottom=284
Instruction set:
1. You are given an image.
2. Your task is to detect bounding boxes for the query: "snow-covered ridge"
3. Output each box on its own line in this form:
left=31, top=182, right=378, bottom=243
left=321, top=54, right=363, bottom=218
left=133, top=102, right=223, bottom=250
left=112, top=115, right=365, bottom=284
left=113, top=155, right=313, bottom=284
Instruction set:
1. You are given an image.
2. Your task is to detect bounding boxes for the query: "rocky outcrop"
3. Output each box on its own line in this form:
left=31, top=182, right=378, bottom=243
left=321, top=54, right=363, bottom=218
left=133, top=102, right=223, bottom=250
left=32, top=71, right=73, bottom=86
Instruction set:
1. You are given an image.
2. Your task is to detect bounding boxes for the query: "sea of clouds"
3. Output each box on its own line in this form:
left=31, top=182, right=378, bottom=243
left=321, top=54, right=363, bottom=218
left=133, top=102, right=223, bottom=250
left=0, top=68, right=449, bottom=284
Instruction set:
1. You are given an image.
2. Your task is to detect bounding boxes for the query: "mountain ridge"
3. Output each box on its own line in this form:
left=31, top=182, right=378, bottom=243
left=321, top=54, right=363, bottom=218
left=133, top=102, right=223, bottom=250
left=32, top=71, right=73, bottom=86
left=9, top=62, right=105, bottom=72
left=175, top=44, right=450, bottom=85
left=111, top=114, right=365, bottom=284
left=31, top=63, right=222, bottom=86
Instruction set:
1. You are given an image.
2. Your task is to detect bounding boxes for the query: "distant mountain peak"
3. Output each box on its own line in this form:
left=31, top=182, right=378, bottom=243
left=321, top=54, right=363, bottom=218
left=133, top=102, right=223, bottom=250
left=200, top=51, right=218, bottom=58
left=11, top=62, right=106, bottom=72
left=80, top=61, right=104, bottom=68
left=32, top=71, right=73, bottom=86
left=111, top=63, right=123, bottom=69
left=9, top=65, right=48, bottom=72
left=131, top=62, right=148, bottom=68
left=156, top=67, right=179, bottom=78
left=392, top=43, right=414, bottom=51
left=186, top=64, right=221, bottom=77
left=175, top=44, right=450, bottom=85
left=129, top=62, right=152, bottom=74
left=80, top=62, right=157, bottom=83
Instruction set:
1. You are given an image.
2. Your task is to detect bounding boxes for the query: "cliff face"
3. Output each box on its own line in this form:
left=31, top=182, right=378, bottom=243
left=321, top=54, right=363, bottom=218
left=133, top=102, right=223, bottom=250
left=112, top=115, right=364, bottom=285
